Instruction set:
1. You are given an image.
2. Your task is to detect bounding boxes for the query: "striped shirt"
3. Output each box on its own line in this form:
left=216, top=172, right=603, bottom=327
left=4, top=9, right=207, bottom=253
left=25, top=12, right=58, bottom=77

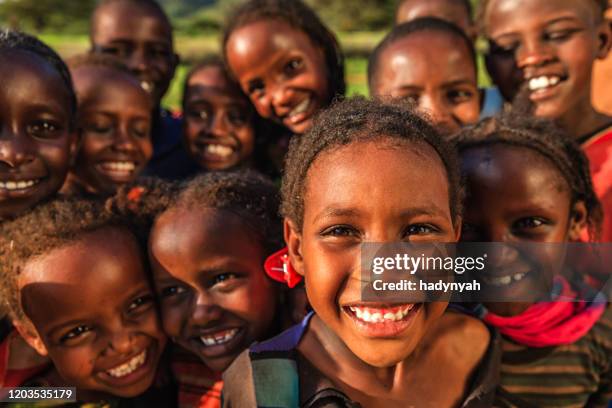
left=495, top=304, right=612, bottom=407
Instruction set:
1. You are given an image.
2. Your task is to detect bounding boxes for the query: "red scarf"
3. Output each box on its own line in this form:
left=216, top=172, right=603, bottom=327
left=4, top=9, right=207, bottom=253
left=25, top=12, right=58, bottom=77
left=483, top=277, right=606, bottom=347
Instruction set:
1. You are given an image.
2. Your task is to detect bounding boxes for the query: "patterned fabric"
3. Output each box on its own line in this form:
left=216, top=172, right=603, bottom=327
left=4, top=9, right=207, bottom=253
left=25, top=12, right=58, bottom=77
left=222, top=312, right=500, bottom=408
left=494, top=304, right=612, bottom=408
left=170, top=346, right=223, bottom=408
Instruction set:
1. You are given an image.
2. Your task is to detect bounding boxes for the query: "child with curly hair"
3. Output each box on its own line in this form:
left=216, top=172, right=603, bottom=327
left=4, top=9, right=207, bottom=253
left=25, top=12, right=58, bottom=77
left=0, top=197, right=172, bottom=404
left=222, top=98, right=499, bottom=407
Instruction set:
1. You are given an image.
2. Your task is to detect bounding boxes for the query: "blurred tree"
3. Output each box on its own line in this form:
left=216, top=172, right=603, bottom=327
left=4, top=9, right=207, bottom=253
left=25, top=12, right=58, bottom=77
left=306, top=0, right=395, bottom=31
left=0, top=0, right=96, bottom=32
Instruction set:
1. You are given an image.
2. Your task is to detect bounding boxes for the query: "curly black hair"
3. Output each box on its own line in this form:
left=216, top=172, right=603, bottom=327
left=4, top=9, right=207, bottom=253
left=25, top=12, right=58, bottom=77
left=221, top=0, right=346, bottom=103
left=110, top=171, right=283, bottom=255
left=368, top=17, right=476, bottom=91
left=395, top=0, right=473, bottom=25
left=0, top=29, right=76, bottom=124
left=0, top=197, right=147, bottom=322
left=478, top=0, right=608, bottom=32
left=452, top=112, right=603, bottom=241
left=281, top=97, right=463, bottom=229
left=67, top=52, right=133, bottom=76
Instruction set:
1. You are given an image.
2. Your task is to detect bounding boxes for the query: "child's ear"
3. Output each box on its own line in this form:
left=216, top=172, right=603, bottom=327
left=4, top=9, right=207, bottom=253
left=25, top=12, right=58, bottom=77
left=12, top=320, right=48, bottom=357
left=568, top=201, right=588, bottom=241
left=595, top=18, right=612, bottom=59
left=284, top=218, right=305, bottom=277
left=453, top=215, right=463, bottom=242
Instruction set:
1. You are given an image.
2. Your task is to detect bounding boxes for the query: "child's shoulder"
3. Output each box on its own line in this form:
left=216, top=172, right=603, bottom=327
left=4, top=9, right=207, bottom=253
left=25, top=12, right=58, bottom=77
left=426, top=310, right=492, bottom=364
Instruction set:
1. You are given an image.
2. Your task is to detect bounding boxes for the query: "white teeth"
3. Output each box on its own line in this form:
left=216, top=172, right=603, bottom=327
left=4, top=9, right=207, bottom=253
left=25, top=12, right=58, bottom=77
left=528, top=76, right=561, bottom=91
left=482, top=272, right=528, bottom=287
left=0, top=179, right=39, bottom=191
left=140, top=81, right=153, bottom=93
left=288, top=98, right=310, bottom=117
left=106, top=349, right=147, bottom=378
left=350, top=305, right=415, bottom=323
left=199, top=328, right=239, bottom=347
left=100, top=161, right=136, bottom=172
left=205, top=144, right=233, bottom=158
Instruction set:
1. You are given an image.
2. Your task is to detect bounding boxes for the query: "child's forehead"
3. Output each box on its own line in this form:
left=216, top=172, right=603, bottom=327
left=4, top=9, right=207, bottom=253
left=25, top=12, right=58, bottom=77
left=20, top=227, right=143, bottom=287
left=484, top=0, right=601, bottom=29
left=398, top=0, right=470, bottom=22
left=0, top=50, right=72, bottom=108
left=92, top=2, right=172, bottom=42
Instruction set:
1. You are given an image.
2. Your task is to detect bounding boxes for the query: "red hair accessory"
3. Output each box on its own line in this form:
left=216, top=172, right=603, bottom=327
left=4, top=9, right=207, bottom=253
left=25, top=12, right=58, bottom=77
left=127, top=186, right=146, bottom=203
left=264, top=247, right=303, bottom=288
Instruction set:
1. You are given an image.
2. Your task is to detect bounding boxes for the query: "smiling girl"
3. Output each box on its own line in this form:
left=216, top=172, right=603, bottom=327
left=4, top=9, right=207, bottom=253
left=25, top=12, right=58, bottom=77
left=222, top=98, right=498, bottom=408
left=62, top=53, right=153, bottom=197
left=0, top=30, right=78, bottom=220
left=454, top=112, right=612, bottom=407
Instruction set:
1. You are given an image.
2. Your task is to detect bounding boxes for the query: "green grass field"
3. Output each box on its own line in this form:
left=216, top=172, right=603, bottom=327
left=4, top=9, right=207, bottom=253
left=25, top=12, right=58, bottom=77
left=40, top=33, right=490, bottom=111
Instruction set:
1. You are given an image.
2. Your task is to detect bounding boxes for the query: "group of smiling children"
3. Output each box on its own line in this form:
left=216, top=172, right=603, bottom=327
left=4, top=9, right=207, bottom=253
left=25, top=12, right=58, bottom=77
left=0, top=0, right=611, bottom=407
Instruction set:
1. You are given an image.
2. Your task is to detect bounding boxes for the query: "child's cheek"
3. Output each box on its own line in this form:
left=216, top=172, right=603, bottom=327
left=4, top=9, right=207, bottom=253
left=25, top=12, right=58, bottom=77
left=160, top=301, right=187, bottom=339
left=48, top=345, right=98, bottom=388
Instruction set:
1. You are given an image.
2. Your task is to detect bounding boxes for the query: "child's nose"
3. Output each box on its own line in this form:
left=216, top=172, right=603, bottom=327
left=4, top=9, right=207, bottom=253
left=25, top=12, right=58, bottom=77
left=420, top=96, right=453, bottom=128
left=191, top=293, right=223, bottom=325
left=209, top=112, right=230, bottom=137
left=113, top=126, right=138, bottom=152
left=126, top=47, right=149, bottom=75
left=0, top=132, right=36, bottom=168
left=107, top=330, right=134, bottom=355
left=516, top=39, right=555, bottom=69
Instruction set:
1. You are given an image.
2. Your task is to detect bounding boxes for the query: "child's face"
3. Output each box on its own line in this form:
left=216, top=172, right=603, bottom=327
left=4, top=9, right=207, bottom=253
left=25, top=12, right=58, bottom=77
left=396, top=0, right=474, bottom=37
left=286, top=139, right=457, bottom=367
left=484, top=0, right=611, bottom=120
left=372, top=32, right=480, bottom=134
left=226, top=19, right=329, bottom=135
left=183, top=66, right=255, bottom=171
left=0, top=51, right=77, bottom=219
left=91, top=1, right=178, bottom=106
left=149, top=208, right=278, bottom=373
left=460, top=145, right=586, bottom=314
left=71, top=66, right=153, bottom=195
left=16, top=227, right=166, bottom=397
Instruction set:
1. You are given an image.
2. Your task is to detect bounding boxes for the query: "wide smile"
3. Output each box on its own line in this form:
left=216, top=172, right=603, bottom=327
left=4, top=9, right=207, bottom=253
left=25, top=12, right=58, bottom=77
left=343, top=303, right=422, bottom=338
left=97, top=344, right=157, bottom=388
left=196, top=142, right=238, bottom=163
left=95, top=160, right=139, bottom=182
left=283, top=97, right=313, bottom=127
left=0, top=178, right=44, bottom=199
left=480, top=271, right=529, bottom=287
left=526, top=74, right=567, bottom=102
left=190, top=326, right=246, bottom=359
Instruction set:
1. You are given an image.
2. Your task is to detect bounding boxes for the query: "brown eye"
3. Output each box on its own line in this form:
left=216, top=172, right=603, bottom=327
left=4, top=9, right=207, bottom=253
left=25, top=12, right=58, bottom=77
left=60, top=325, right=92, bottom=344
left=27, top=120, right=62, bottom=139
left=284, top=58, right=303, bottom=75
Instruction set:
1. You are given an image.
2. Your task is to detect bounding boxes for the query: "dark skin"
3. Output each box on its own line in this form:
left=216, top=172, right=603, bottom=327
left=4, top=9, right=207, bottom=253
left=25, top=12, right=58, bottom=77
left=285, top=139, right=489, bottom=407
left=395, top=0, right=475, bottom=40
left=371, top=31, right=480, bottom=134
left=90, top=1, right=179, bottom=108
left=226, top=19, right=330, bottom=135
left=0, top=50, right=78, bottom=220
left=460, top=145, right=587, bottom=316
left=183, top=65, right=255, bottom=171
left=484, top=0, right=612, bottom=140
left=14, top=227, right=166, bottom=399
left=64, top=65, right=153, bottom=196
left=149, top=208, right=278, bottom=373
